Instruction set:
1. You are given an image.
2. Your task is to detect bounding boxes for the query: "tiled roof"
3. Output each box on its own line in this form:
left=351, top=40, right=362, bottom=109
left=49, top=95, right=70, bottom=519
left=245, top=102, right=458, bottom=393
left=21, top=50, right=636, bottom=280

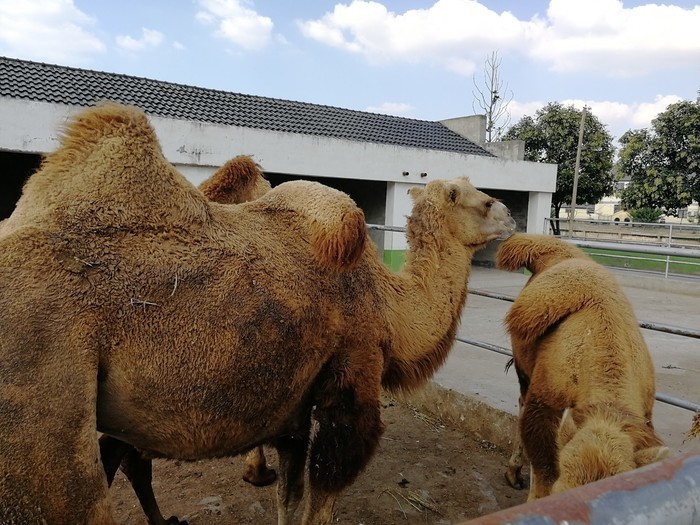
left=0, top=56, right=493, bottom=157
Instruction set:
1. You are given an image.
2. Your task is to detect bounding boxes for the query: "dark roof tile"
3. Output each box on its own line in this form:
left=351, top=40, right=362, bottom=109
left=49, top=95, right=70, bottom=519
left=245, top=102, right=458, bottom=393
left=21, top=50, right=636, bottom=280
left=0, top=56, right=493, bottom=157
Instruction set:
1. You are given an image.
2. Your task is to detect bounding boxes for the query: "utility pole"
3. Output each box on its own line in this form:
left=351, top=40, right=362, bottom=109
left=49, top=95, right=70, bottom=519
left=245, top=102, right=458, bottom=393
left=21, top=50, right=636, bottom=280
left=569, top=106, right=587, bottom=237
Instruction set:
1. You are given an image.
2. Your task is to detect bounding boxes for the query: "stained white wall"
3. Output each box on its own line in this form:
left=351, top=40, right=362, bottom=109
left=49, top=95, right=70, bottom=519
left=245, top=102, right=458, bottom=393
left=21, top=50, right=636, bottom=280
left=0, top=97, right=555, bottom=236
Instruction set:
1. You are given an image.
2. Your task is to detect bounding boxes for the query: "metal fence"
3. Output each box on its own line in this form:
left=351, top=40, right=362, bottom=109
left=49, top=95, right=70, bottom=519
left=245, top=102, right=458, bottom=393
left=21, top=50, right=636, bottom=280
left=545, top=218, right=700, bottom=278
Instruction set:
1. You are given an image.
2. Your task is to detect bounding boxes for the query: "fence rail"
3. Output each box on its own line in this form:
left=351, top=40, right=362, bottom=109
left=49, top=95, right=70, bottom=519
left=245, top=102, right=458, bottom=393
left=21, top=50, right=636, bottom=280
left=545, top=219, right=700, bottom=278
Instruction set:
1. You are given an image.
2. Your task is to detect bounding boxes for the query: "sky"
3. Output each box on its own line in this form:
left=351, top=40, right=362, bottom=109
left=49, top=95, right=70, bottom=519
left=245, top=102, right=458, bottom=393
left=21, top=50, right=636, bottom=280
left=1, top=0, right=699, bottom=145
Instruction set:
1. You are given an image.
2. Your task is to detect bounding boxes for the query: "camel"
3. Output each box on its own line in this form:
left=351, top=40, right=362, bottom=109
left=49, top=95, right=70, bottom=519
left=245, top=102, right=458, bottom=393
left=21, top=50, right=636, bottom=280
left=98, top=155, right=277, bottom=525
left=496, top=233, right=668, bottom=500
left=0, top=103, right=515, bottom=525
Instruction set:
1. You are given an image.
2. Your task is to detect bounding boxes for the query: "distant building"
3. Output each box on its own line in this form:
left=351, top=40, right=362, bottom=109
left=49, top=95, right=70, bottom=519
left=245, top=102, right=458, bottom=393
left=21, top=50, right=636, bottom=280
left=0, top=56, right=556, bottom=266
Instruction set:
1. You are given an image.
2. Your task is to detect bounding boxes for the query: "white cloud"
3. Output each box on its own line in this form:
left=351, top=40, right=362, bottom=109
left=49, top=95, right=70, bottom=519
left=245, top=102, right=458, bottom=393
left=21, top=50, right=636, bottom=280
left=365, top=102, right=413, bottom=115
left=116, top=28, right=164, bottom=52
left=197, top=0, right=273, bottom=51
left=298, top=0, right=700, bottom=78
left=531, top=0, right=700, bottom=75
left=0, top=0, right=104, bottom=62
left=298, top=0, right=527, bottom=72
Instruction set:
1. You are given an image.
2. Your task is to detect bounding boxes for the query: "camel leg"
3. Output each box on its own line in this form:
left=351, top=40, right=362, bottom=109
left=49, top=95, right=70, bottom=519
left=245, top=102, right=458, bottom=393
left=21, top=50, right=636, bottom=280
left=301, top=355, right=384, bottom=524
left=505, top=396, right=527, bottom=490
left=99, top=435, right=133, bottom=486
left=520, top=395, right=560, bottom=501
left=118, top=448, right=187, bottom=525
left=242, top=445, right=277, bottom=487
left=101, top=436, right=185, bottom=525
left=274, top=429, right=311, bottom=525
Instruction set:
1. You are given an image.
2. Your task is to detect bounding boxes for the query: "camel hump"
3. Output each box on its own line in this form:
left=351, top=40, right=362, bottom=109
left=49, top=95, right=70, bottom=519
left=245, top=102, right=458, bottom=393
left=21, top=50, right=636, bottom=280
left=496, top=233, right=587, bottom=273
left=259, top=180, right=367, bottom=270
left=10, top=102, right=210, bottom=231
left=505, top=258, right=614, bottom=344
left=57, top=102, right=157, bottom=161
left=199, top=155, right=271, bottom=204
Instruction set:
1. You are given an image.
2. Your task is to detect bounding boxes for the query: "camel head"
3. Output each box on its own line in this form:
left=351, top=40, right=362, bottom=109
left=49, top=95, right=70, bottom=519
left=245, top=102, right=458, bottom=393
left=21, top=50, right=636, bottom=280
left=496, top=233, right=588, bottom=274
left=407, top=177, right=515, bottom=250
left=552, top=407, right=669, bottom=494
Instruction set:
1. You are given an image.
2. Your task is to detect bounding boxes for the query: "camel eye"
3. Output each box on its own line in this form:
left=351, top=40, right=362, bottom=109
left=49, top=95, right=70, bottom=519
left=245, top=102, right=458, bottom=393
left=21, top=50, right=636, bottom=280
left=485, top=201, right=493, bottom=209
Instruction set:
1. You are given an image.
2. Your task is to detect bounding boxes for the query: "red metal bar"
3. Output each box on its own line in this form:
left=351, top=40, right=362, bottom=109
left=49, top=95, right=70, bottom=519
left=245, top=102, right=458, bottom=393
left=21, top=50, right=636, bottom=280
left=461, top=450, right=700, bottom=525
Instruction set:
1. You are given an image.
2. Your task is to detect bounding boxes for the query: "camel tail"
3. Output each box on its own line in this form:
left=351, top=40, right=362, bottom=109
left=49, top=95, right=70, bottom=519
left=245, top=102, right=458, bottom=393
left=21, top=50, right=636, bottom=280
left=505, top=259, right=614, bottom=345
left=199, top=155, right=271, bottom=204
left=496, top=233, right=586, bottom=273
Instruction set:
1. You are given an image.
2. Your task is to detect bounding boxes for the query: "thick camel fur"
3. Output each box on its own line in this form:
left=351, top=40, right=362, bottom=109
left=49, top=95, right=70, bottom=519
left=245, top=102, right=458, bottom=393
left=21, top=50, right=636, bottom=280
left=496, top=234, right=668, bottom=500
left=0, top=103, right=515, bottom=524
left=99, top=155, right=277, bottom=525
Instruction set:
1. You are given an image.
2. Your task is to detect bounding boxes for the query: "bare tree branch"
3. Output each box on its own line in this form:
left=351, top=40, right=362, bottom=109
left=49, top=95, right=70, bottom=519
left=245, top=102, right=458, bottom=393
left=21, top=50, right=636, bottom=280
left=472, top=51, right=514, bottom=142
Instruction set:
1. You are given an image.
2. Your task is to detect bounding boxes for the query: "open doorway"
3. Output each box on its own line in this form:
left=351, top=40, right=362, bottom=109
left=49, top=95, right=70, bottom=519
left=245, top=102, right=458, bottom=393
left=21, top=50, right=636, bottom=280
left=1, top=151, right=41, bottom=220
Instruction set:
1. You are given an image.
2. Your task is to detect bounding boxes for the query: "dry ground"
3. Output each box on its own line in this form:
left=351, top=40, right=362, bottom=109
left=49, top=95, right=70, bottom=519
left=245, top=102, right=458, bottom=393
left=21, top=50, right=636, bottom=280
left=111, top=396, right=528, bottom=525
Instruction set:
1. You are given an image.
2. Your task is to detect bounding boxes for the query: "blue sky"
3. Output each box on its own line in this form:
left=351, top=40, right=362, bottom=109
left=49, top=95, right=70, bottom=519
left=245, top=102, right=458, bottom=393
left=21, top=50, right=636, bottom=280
left=1, top=0, right=699, bottom=143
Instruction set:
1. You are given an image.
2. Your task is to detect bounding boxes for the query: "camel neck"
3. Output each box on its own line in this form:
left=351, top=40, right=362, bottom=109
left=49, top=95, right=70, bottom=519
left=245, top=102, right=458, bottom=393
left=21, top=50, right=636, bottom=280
left=381, top=213, right=475, bottom=393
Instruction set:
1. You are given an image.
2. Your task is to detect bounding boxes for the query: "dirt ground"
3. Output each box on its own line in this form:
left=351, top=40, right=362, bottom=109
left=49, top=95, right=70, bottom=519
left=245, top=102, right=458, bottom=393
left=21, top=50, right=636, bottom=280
left=110, top=396, right=528, bottom=525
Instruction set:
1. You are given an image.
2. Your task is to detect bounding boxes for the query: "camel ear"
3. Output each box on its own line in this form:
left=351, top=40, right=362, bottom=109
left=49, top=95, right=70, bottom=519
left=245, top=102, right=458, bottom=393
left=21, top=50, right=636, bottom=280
left=557, top=408, right=578, bottom=448
left=408, top=186, right=424, bottom=201
left=448, top=187, right=459, bottom=205
left=634, top=446, right=669, bottom=467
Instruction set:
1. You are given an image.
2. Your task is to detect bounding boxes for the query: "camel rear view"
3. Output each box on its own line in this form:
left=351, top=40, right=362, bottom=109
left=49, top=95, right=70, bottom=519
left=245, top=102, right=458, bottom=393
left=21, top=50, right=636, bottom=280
left=496, top=233, right=667, bottom=500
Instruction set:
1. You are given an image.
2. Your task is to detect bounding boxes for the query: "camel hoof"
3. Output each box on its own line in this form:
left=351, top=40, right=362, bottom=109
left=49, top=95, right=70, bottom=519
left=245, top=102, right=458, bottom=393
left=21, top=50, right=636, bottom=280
left=165, top=516, right=187, bottom=525
left=505, top=467, right=526, bottom=490
left=242, top=466, right=277, bottom=487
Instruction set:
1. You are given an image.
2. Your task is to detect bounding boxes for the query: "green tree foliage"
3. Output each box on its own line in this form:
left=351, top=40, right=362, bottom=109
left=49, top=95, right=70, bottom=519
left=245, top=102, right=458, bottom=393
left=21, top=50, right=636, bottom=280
left=504, top=102, right=615, bottom=232
left=629, top=207, right=663, bottom=223
left=618, top=96, right=700, bottom=215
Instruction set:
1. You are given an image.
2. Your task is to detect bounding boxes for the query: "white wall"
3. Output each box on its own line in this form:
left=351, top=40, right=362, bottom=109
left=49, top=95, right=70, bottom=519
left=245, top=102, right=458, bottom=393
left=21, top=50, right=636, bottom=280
left=1, top=97, right=557, bottom=234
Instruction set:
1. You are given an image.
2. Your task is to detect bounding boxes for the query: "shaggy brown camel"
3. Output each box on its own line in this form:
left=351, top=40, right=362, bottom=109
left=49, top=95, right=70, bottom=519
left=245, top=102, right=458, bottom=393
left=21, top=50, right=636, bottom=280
left=0, top=103, right=515, bottom=525
left=496, top=233, right=668, bottom=500
left=98, top=155, right=277, bottom=525
left=198, top=155, right=276, bottom=489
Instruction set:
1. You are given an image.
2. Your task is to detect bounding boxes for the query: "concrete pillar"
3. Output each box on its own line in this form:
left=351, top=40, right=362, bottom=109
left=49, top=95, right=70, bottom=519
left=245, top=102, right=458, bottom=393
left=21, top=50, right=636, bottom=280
left=384, top=181, right=422, bottom=270
left=527, top=191, right=553, bottom=234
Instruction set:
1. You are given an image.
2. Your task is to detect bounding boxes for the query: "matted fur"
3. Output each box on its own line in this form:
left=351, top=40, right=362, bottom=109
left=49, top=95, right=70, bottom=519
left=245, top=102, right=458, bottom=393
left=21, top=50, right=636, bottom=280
left=0, top=103, right=514, bottom=524
left=496, top=234, right=667, bottom=500
left=100, top=154, right=279, bottom=525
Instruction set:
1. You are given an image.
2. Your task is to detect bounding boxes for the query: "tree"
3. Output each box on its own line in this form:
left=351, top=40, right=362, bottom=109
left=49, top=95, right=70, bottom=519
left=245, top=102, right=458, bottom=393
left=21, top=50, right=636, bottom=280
left=472, top=51, right=513, bottom=142
left=503, top=102, right=616, bottom=234
left=618, top=96, right=700, bottom=215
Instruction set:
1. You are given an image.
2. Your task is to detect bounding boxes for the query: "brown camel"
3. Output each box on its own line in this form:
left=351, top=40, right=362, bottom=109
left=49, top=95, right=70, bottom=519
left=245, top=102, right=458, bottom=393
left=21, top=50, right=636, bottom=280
left=496, top=233, right=668, bottom=500
left=198, top=155, right=276, bottom=489
left=99, top=155, right=277, bottom=525
left=0, top=103, right=515, bottom=524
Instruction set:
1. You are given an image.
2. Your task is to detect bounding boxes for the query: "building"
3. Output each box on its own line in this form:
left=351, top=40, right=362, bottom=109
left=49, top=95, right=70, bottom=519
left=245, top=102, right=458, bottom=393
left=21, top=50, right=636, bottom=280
left=0, top=56, right=556, bottom=266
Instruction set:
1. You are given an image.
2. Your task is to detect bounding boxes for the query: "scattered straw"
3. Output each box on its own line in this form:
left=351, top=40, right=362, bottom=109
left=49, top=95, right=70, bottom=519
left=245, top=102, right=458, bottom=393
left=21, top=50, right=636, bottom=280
left=381, top=488, right=443, bottom=518
left=403, top=490, right=443, bottom=516
left=409, top=405, right=444, bottom=433
left=381, top=489, right=407, bottom=519
left=130, top=298, right=160, bottom=309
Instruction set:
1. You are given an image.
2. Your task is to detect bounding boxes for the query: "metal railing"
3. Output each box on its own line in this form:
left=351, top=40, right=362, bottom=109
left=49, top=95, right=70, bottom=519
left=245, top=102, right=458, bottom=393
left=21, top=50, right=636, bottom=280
left=545, top=218, right=700, bottom=278
left=461, top=449, right=700, bottom=524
